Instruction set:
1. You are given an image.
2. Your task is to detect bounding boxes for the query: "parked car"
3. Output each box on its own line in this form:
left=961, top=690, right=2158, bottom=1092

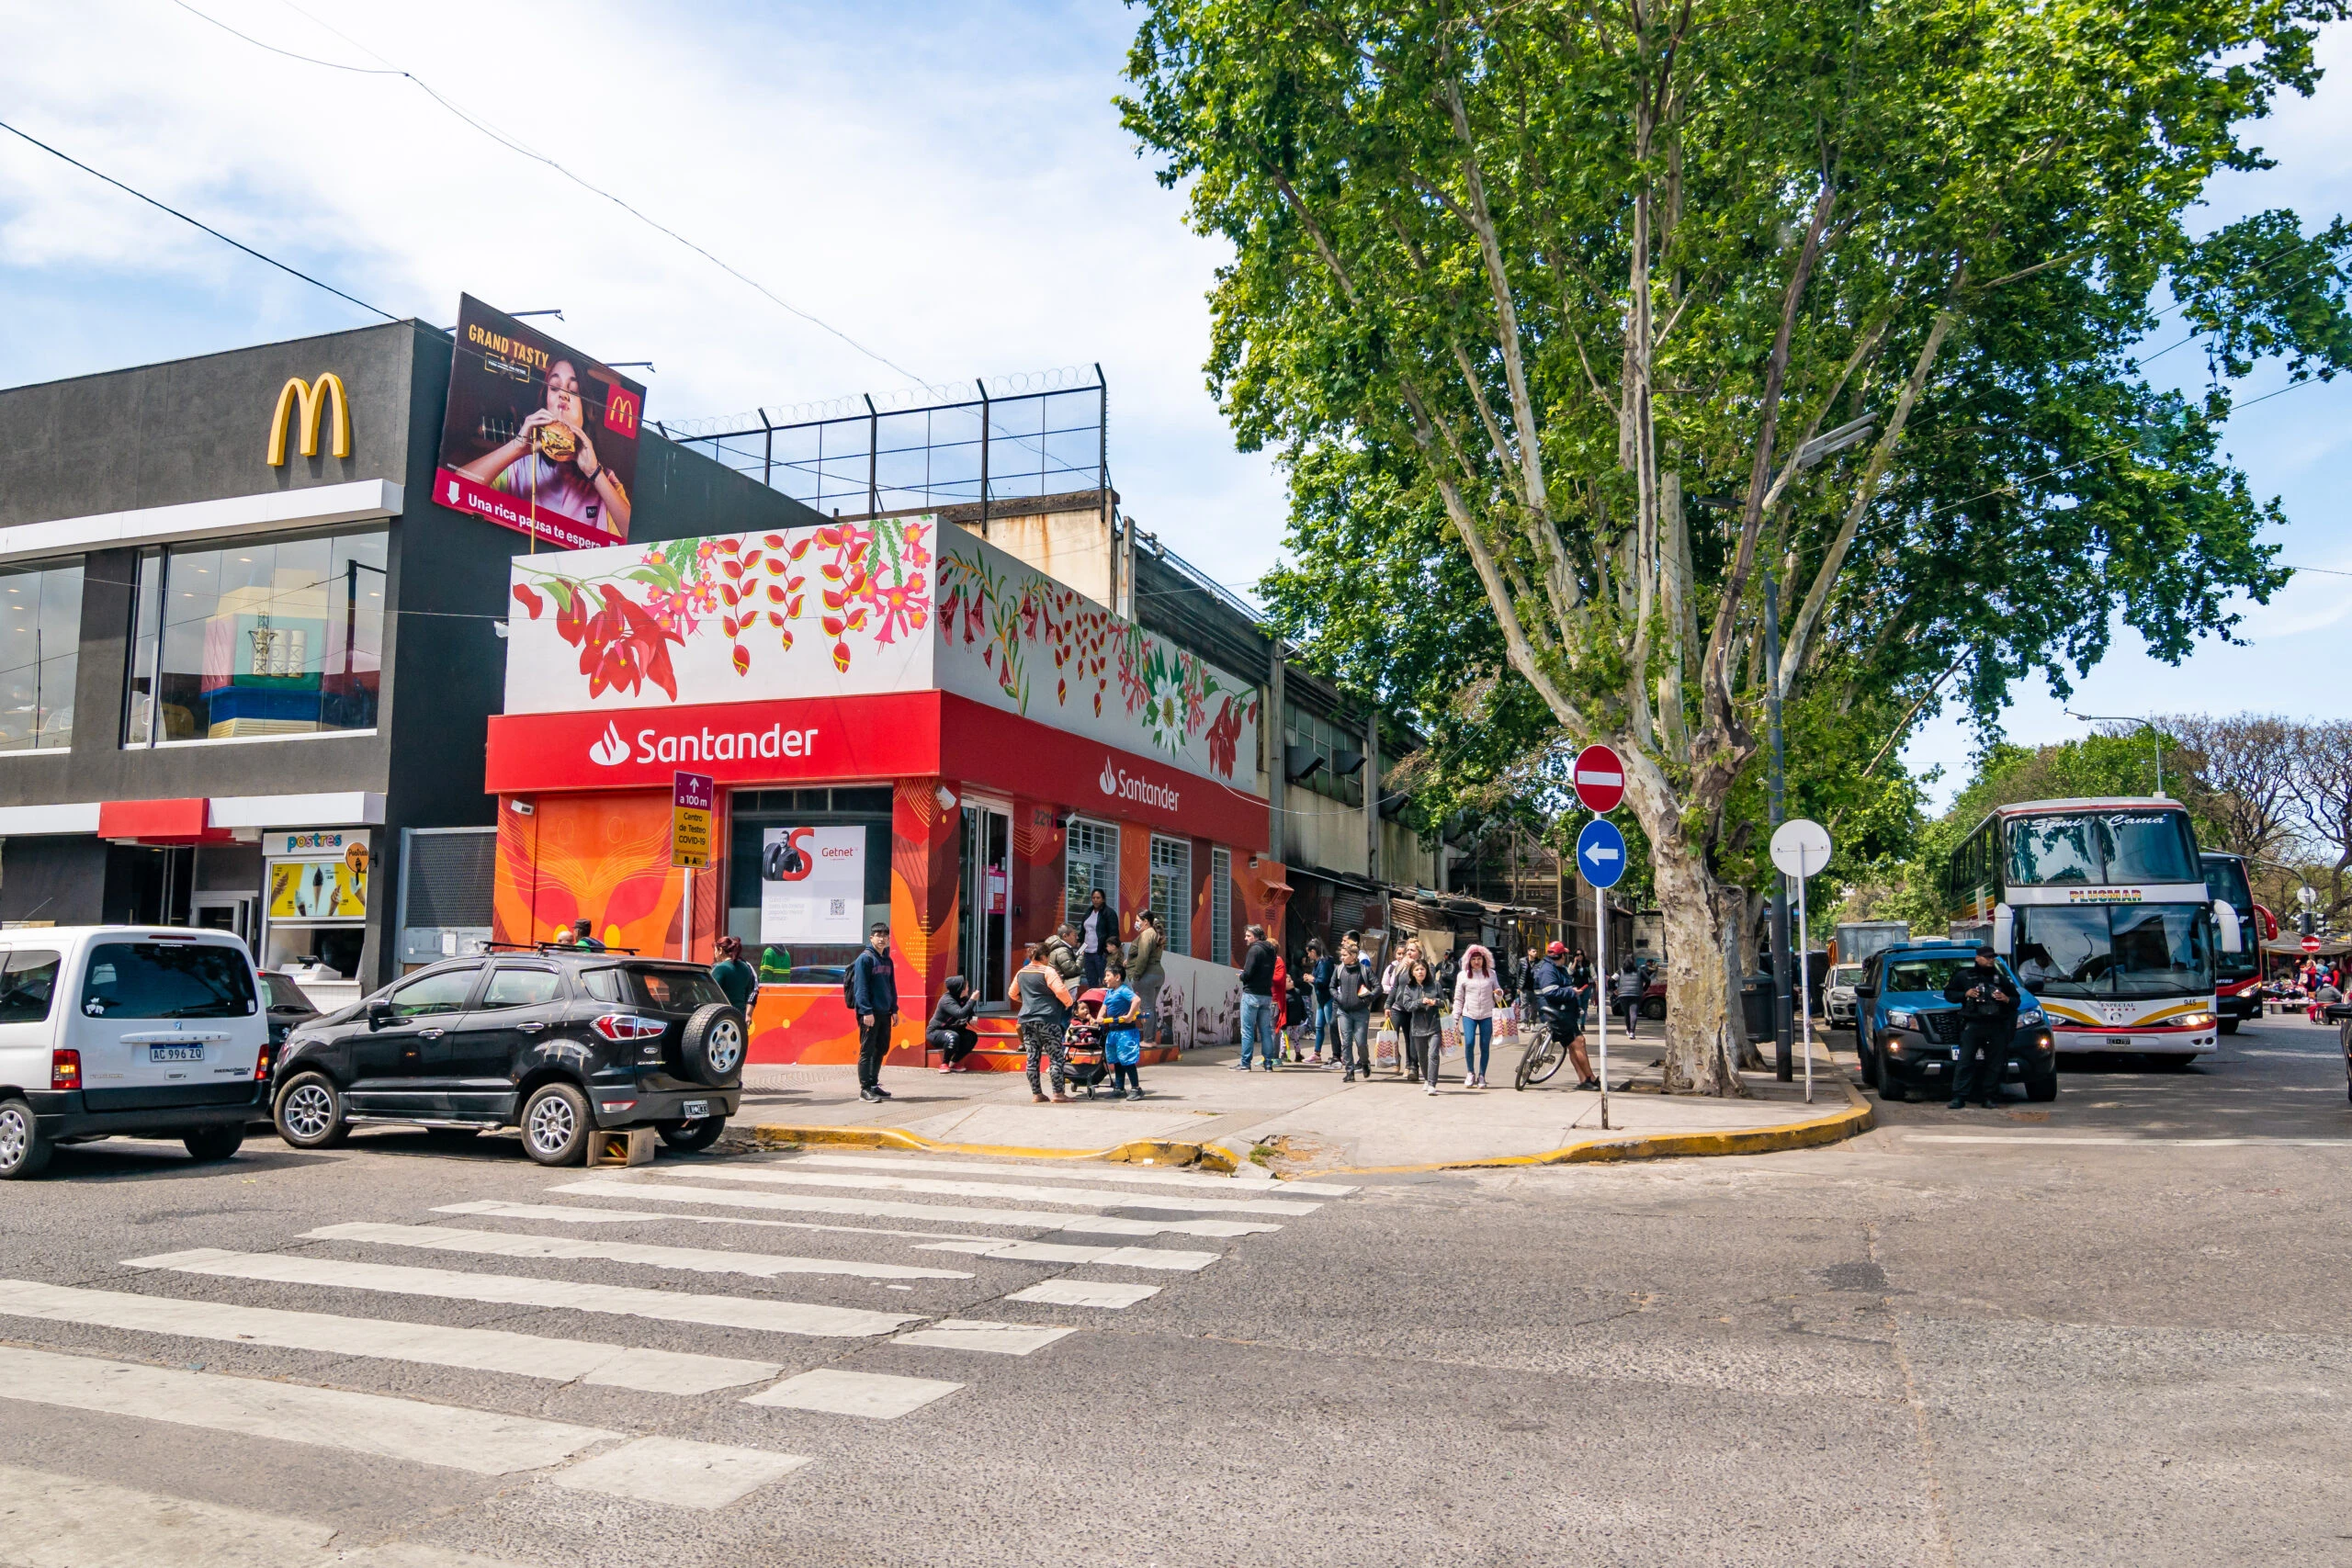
left=2331, top=1001, right=2352, bottom=1103
left=257, top=970, right=322, bottom=1047
left=1825, top=964, right=1866, bottom=1028
left=1854, top=942, right=2058, bottom=1103
left=0, top=927, right=273, bottom=1179
left=271, top=948, right=746, bottom=1166
left=1639, top=974, right=1667, bottom=1021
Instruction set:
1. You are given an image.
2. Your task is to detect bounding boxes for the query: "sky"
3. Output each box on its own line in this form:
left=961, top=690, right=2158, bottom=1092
left=0, top=1, right=2346, bottom=813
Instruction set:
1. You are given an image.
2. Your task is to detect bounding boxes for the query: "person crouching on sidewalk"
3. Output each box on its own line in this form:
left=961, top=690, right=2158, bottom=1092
left=1102, top=961, right=1145, bottom=1100
left=928, top=975, right=979, bottom=1072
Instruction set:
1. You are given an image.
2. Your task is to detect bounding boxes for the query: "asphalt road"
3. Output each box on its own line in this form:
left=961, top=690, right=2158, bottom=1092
left=0, top=1010, right=2344, bottom=1566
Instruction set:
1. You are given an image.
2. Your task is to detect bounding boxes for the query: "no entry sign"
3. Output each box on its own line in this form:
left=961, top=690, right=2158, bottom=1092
left=1573, top=744, right=1624, bottom=814
left=2304, top=934, right=2324, bottom=953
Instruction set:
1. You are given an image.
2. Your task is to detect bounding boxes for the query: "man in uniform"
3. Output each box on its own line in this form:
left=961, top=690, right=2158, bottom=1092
left=1942, top=945, right=2018, bottom=1109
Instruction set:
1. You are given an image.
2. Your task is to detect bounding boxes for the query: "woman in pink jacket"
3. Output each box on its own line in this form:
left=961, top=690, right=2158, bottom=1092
left=1453, top=944, right=1502, bottom=1088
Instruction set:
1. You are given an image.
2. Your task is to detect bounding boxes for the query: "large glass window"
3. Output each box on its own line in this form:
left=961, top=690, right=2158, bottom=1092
left=1064, top=819, right=1118, bottom=927
left=2100, top=812, right=2199, bottom=883
left=2007, top=817, right=2100, bottom=886
left=1283, top=703, right=1366, bottom=807
left=2014, top=905, right=2213, bottom=998
left=725, top=788, right=892, bottom=971
left=80, top=942, right=258, bottom=1020
left=2203, top=854, right=2258, bottom=981
left=0, top=558, right=83, bottom=752
left=1149, top=834, right=1192, bottom=953
left=123, top=527, right=385, bottom=745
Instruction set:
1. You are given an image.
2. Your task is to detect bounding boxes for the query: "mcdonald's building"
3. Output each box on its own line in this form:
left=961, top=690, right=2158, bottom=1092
left=0, top=320, right=807, bottom=1009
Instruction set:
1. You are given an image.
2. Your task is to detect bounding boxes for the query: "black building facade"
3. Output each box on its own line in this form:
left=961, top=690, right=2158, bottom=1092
left=0, top=319, right=817, bottom=1003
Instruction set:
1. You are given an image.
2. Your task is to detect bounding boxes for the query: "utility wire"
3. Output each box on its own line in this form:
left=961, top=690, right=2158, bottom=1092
left=168, top=0, right=930, bottom=388
left=0, top=117, right=397, bottom=323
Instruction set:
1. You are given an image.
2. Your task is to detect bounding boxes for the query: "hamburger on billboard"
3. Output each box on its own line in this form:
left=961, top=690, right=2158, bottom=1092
left=434, top=295, right=646, bottom=550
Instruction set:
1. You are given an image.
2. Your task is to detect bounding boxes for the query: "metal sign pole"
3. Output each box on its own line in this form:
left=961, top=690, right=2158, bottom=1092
left=1595, top=840, right=1609, bottom=1132
left=1795, top=852, right=1815, bottom=1105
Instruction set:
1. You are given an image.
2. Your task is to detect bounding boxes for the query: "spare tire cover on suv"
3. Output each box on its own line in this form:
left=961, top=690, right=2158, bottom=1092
left=679, top=1003, right=748, bottom=1087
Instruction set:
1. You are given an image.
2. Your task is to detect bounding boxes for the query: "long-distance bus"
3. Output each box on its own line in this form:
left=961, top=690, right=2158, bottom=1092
left=1947, top=797, right=2243, bottom=1065
left=2200, top=851, right=2273, bottom=1034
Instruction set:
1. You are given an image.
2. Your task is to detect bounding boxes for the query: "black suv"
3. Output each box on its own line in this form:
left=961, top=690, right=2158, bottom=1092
left=270, top=949, right=746, bottom=1165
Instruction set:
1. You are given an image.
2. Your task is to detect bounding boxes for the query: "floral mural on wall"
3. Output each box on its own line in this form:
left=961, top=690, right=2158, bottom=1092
left=507, top=517, right=932, bottom=700
left=936, top=539, right=1261, bottom=782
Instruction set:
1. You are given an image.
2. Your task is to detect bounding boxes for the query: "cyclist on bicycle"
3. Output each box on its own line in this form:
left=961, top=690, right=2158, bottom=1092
left=1533, top=941, right=1598, bottom=1090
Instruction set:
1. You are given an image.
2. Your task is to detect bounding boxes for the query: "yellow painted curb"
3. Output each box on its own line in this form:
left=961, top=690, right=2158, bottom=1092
left=747, top=1122, right=1233, bottom=1171
left=1293, top=1079, right=1876, bottom=1179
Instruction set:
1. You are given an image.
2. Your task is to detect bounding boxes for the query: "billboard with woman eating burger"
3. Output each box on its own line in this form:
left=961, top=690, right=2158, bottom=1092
left=433, top=295, right=646, bottom=549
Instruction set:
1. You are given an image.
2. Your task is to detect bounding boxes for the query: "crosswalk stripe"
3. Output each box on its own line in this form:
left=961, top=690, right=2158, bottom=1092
left=0, top=1461, right=527, bottom=1567
left=0, top=1276, right=780, bottom=1395
left=0, top=1343, right=615, bottom=1476
left=650, top=1165, right=1323, bottom=1216
left=555, top=1178, right=1283, bottom=1237
left=797, top=1152, right=1358, bottom=1197
left=912, top=1238, right=1218, bottom=1271
left=435, top=1199, right=974, bottom=1243
left=890, top=1320, right=1077, bottom=1356
left=125, top=1249, right=921, bottom=1339
left=305, top=1223, right=973, bottom=1281
left=741, top=1368, right=964, bottom=1419
left=547, top=1435, right=809, bottom=1509
left=1005, top=1280, right=1161, bottom=1309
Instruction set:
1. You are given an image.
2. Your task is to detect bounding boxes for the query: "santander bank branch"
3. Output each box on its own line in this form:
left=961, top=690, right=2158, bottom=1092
left=483, top=513, right=1286, bottom=1068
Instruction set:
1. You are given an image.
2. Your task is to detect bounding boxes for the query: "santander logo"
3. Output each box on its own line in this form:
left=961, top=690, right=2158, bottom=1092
left=1099, top=758, right=1181, bottom=811
left=589, top=722, right=629, bottom=766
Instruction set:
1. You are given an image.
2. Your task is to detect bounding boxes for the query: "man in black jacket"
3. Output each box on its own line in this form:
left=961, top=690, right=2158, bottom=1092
left=1942, top=946, right=2018, bottom=1109
left=1234, top=925, right=1279, bottom=1071
left=850, top=924, right=899, bottom=1103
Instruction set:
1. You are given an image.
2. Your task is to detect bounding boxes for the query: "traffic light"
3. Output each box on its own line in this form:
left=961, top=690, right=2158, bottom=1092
left=2300, top=910, right=2316, bottom=937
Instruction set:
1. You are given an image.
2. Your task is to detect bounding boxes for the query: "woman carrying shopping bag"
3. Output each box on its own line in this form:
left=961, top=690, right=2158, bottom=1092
left=1393, top=957, right=1447, bottom=1094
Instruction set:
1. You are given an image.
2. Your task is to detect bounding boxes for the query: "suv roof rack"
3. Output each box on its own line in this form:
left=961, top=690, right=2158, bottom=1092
left=481, top=941, right=648, bottom=956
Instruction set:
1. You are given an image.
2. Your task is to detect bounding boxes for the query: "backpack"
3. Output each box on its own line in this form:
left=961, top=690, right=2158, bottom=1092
left=842, top=953, right=863, bottom=1011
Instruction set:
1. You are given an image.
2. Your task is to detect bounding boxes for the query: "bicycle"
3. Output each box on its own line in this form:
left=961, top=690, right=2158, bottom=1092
left=1513, top=1015, right=1570, bottom=1089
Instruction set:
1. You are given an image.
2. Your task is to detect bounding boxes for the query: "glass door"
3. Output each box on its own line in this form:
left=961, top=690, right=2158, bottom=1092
left=959, top=803, right=1012, bottom=1006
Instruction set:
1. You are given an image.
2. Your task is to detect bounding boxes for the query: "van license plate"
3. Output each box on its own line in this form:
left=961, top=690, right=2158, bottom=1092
left=681, top=1100, right=709, bottom=1118
left=148, top=1046, right=205, bottom=1062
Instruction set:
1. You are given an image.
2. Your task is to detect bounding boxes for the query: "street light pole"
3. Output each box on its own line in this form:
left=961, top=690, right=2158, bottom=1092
left=2064, top=709, right=2166, bottom=795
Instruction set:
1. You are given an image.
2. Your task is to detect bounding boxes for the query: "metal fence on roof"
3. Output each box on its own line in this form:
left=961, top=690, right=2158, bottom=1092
left=666, top=367, right=1108, bottom=519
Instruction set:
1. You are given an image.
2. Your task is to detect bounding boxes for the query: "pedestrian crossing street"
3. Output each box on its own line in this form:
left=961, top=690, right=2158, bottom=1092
left=0, top=1145, right=1355, bottom=1562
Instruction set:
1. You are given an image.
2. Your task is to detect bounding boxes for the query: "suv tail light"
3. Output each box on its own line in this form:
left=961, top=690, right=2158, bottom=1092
left=591, top=1014, right=669, bottom=1043
left=50, top=1049, right=80, bottom=1090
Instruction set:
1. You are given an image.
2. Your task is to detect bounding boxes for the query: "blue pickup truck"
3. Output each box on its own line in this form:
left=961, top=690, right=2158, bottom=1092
left=1853, top=942, right=2059, bottom=1103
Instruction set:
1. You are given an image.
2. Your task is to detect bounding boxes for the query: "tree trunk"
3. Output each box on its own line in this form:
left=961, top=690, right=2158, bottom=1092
left=1645, top=819, right=1748, bottom=1096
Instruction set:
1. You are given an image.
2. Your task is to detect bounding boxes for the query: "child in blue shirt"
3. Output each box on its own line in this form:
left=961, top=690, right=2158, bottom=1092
left=1102, top=962, right=1144, bottom=1100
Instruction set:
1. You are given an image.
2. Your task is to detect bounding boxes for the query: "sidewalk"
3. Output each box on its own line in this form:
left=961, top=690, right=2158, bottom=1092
left=740, top=1028, right=1870, bottom=1176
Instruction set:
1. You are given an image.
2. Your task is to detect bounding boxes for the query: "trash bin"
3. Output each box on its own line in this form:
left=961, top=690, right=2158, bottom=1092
left=1740, top=974, right=1776, bottom=1043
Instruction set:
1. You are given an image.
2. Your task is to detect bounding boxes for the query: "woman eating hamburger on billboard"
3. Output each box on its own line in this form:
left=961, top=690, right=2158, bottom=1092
left=456, top=357, right=632, bottom=538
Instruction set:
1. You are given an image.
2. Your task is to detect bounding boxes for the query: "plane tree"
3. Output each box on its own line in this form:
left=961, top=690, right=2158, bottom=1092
left=1122, top=0, right=2352, bottom=1090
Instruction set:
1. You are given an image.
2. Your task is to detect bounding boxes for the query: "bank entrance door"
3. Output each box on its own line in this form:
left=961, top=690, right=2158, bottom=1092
left=958, top=801, right=1012, bottom=1006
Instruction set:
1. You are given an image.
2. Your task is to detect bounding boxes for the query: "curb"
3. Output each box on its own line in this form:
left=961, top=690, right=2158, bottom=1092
left=748, top=1122, right=1237, bottom=1173
left=1291, top=1073, right=1876, bottom=1178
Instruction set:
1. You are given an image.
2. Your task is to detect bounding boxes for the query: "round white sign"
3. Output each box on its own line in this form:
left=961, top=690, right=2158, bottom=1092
left=1770, top=818, right=1833, bottom=879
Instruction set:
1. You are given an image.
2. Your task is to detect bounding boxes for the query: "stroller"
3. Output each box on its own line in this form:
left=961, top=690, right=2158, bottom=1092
left=1062, top=987, right=1111, bottom=1099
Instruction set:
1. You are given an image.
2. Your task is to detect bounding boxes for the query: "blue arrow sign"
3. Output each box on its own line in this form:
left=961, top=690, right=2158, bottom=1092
left=1577, top=818, right=1628, bottom=889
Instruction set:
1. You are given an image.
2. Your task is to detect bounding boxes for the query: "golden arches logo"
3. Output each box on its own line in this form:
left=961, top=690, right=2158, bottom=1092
left=265, top=373, right=352, bottom=466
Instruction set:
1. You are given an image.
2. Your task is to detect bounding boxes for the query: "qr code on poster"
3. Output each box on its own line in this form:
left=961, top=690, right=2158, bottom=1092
left=829, top=898, right=846, bottom=917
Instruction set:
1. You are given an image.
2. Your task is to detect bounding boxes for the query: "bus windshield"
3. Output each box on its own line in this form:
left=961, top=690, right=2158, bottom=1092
left=2006, top=809, right=2198, bottom=887
left=2202, top=853, right=2258, bottom=981
left=2014, top=905, right=2213, bottom=998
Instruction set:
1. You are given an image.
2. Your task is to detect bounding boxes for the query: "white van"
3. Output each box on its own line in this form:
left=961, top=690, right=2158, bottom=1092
left=0, top=927, right=272, bottom=1179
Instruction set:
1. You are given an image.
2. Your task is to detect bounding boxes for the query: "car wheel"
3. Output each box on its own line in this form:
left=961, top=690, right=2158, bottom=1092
left=0, top=1098, right=51, bottom=1180
left=657, top=1116, right=728, bottom=1152
left=1879, top=1071, right=1908, bottom=1103
left=521, top=1083, right=592, bottom=1166
left=183, top=1125, right=244, bottom=1162
left=678, top=1004, right=748, bottom=1088
left=274, top=1073, right=349, bottom=1149
left=1640, top=998, right=1667, bottom=1021
left=2024, top=1066, right=2059, bottom=1102
left=1859, top=1042, right=1881, bottom=1089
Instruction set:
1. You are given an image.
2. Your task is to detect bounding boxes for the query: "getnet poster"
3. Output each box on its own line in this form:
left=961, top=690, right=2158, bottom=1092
left=760, top=826, right=863, bottom=945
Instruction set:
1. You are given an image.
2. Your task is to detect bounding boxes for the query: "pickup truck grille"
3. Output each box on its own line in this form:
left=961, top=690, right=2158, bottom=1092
left=1917, top=1010, right=1962, bottom=1045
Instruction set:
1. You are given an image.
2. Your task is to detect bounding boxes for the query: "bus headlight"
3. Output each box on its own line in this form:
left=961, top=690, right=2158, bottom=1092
left=2176, top=1011, right=2216, bottom=1031
left=2018, top=1008, right=2046, bottom=1028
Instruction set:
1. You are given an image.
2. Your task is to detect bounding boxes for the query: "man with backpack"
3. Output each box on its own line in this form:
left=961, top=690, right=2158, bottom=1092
left=849, top=924, right=899, bottom=1103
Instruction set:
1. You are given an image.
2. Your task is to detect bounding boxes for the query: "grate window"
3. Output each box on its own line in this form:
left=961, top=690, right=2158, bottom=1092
left=1209, top=846, right=1232, bottom=966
